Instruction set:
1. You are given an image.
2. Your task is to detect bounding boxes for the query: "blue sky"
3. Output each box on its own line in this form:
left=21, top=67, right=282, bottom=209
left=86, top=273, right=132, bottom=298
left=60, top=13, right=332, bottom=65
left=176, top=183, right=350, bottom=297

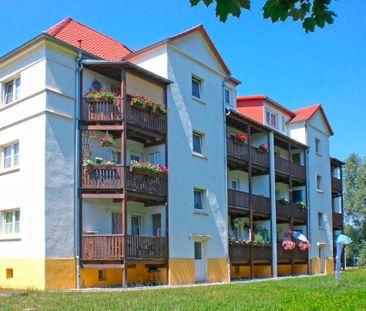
left=1, top=0, right=365, bottom=160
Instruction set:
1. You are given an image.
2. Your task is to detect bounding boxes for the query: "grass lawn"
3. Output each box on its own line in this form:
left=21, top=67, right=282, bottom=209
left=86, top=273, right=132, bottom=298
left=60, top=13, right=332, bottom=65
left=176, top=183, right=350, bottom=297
left=1, top=270, right=365, bottom=310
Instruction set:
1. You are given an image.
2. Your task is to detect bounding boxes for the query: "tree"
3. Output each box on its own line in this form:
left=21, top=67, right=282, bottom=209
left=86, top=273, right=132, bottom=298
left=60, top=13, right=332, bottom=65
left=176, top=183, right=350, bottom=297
left=190, top=0, right=336, bottom=32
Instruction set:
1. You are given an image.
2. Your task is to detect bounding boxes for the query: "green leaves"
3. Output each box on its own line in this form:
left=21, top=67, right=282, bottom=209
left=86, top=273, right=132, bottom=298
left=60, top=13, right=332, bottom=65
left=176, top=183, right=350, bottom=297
left=190, top=0, right=336, bottom=32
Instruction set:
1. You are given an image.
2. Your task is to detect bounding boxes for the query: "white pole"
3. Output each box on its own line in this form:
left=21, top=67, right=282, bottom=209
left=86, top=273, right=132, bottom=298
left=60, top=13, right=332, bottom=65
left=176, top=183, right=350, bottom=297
left=269, top=131, right=277, bottom=277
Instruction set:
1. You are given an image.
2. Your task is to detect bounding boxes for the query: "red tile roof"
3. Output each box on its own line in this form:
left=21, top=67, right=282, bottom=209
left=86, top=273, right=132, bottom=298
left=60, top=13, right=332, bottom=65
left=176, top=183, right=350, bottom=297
left=236, top=97, right=264, bottom=123
left=44, top=17, right=132, bottom=61
left=290, top=104, right=333, bottom=135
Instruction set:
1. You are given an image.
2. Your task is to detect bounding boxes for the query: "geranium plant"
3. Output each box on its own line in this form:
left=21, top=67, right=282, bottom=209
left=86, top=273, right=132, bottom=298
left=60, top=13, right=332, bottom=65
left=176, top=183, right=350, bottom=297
left=130, top=95, right=168, bottom=116
left=232, top=133, right=247, bottom=145
left=130, top=160, right=168, bottom=175
left=258, top=144, right=269, bottom=153
left=84, top=89, right=117, bottom=101
left=298, top=242, right=311, bottom=252
left=99, top=132, right=115, bottom=148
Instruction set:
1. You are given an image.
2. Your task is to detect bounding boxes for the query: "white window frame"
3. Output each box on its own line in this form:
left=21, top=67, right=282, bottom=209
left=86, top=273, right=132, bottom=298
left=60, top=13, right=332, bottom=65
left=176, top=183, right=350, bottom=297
left=3, top=77, right=21, bottom=105
left=192, top=131, right=205, bottom=156
left=315, top=138, right=321, bottom=155
left=224, top=88, right=232, bottom=107
left=192, top=76, right=202, bottom=99
left=194, top=188, right=205, bottom=210
left=265, top=110, right=278, bottom=128
left=0, top=209, right=20, bottom=236
left=316, top=174, right=322, bottom=192
left=1, top=142, right=19, bottom=171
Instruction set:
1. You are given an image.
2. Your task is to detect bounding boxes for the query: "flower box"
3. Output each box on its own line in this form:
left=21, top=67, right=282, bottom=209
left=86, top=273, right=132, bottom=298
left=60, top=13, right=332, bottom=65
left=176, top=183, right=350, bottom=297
left=130, top=160, right=168, bottom=176
left=295, top=201, right=306, bottom=209
left=258, top=144, right=269, bottom=153
left=84, top=89, right=117, bottom=102
left=130, top=95, right=168, bottom=117
left=232, top=134, right=247, bottom=145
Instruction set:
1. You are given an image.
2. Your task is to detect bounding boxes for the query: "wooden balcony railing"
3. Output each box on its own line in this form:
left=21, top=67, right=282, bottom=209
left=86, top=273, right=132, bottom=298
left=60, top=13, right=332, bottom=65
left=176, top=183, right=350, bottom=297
left=125, top=98, right=167, bottom=136
left=81, top=234, right=168, bottom=261
left=228, top=190, right=270, bottom=215
left=332, top=212, right=343, bottom=228
left=226, top=139, right=269, bottom=168
left=82, top=234, right=124, bottom=260
left=81, top=97, right=122, bottom=122
left=252, top=245, right=272, bottom=262
left=275, top=157, right=306, bottom=181
left=229, top=242, right=251, bottom=262
left=277, top=244, right=308, bottom=262
left=81, top=165, right=123, bottom=190
left=276, top=201, right=307, bottom=223
left=331, top=177, right=342, bottom=194
left=127, top=235, right=168, bottom=260
left=126, top=168, right=168, bottom=197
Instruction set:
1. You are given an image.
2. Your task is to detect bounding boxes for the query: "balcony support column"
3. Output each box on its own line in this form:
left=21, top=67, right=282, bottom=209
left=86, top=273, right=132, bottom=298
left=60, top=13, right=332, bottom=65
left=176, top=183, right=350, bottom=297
left=269, top=131, right=277, bottom=277
left=288, top=144, right=295, bottom=276
left=247, top=125, right=254, bottom=279
left=121, top=68, right=128, bottom=288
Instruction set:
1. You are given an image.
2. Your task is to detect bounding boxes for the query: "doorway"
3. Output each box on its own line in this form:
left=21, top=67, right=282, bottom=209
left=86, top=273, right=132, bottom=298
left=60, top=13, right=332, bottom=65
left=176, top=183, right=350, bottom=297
left=194, top=241, right=207, bottom=283
left=152, top=214, right=162, bottom=236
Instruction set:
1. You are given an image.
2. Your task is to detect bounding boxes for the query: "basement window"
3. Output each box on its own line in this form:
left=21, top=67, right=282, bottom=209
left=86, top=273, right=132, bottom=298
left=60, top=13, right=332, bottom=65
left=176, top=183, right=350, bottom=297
left=98, top=270, right=106, bottom=281
left=6, top=268, right=13, bottom=279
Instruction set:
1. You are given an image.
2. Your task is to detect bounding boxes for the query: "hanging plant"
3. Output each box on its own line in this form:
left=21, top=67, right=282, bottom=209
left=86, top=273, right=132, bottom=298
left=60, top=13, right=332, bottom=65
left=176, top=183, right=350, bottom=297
left=298, top=242, right=311, bottom=252
left=99, top=132, right=115, bottom=148
left=282, top=240, right=296, bottom=251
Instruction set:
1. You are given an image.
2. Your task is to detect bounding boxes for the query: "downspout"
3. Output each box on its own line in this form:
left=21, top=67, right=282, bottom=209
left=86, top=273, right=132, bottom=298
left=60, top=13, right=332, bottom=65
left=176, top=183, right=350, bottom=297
left=74, top=50, right=83, bottom=289
left=269, top=131, right=277, bottom=277
left=222, top=76, right=230, bottom=282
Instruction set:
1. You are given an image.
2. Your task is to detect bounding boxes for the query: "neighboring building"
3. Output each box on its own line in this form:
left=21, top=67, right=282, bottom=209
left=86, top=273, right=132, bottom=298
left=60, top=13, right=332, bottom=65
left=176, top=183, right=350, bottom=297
left=0, top=18, right=343, bottom=289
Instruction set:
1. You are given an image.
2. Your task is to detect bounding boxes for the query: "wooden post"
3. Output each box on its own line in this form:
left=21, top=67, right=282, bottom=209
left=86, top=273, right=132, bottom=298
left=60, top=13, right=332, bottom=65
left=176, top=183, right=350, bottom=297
left=247, top=125, right=254, bottom=279
left=121, top=68, right=128, bottom=288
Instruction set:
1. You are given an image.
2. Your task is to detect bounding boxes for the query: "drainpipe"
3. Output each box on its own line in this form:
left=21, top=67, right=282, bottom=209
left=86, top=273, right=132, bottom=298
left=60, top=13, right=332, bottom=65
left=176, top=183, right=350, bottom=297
left=304, top=122, right=312, bottom=274
left=74, top=50, right=83, bottom=289
left=222, top=76, right=230, bottom=282
left=269, top=131, right=277, bottom=277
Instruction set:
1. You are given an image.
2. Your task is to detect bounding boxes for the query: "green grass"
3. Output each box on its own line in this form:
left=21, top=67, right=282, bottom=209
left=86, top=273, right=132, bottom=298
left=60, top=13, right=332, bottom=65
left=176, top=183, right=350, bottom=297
left=1, top=270, right=365, bottom=310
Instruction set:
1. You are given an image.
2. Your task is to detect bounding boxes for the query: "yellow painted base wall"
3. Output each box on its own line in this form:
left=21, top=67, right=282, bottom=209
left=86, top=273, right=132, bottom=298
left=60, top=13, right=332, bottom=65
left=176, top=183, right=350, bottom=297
left=208, top=259, right=228, bottom=283
left=278, top=264, right=308, bottom=276
left=169, top=259, right=195, bottom=285
left=45, top=258, right=76, bottom=290
left=80, top=268, right=122, bottom=288
left=128, top=264, right=167, bottom=286
left=311, top=258, right=334, bottom=275
left=254, top=265, right=271, bottom=278
left=0, top=259, right=45, bottom=290
left=230, top=264, right=250, bottom=279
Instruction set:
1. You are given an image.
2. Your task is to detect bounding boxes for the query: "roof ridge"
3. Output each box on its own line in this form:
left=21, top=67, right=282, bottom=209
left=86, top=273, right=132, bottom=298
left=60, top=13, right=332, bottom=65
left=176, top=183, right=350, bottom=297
left=44, top=17, right=73, bottom=36
left=292, top=103, right=321, bottom=113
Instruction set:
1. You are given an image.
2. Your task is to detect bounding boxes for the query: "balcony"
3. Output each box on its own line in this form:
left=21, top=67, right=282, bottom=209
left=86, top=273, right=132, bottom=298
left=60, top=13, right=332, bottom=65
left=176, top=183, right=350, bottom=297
left=226, top=139, right=269, bottom=169
left=229, top=242, right=271, bottom=263
left=81, top=234, right=168, bottom=261
left=80, top=96, right=167, bottom=136
left=332, top=212, right=343, bottom=229
left=277, top=244, right=308, bottom=263
left=276, top=201, right=307, bottom=223
left=81, top=165, right=167, bottom=197
left=331, top=177, right=342, bottom=194
left=228, top=189, right=270, bottom=216
left=275, top=157, right=306, bottom=181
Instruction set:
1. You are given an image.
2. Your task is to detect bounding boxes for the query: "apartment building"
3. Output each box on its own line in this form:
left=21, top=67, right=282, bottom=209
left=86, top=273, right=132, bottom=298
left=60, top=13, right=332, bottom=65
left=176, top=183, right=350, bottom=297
left=0, top=18, right=343, bottom=289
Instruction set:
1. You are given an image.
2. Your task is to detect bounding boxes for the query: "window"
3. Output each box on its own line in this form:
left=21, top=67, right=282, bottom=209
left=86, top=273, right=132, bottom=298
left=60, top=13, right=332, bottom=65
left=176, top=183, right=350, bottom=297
left=1, top=209, right=20, bottom=235
left=231, top=178, right=240, bottom=190
left=281, top=116, right=286, bottom=132
left=131, top=215, right=141, bottom=236
left=192, top=76, right=202, bottom=98
left=316, top=175, right=322, bottom=191
left=318, top=212, right=324, bottom=228
left=315, top=138, right=321, bottom=154
left=129, top=152, right=141, bottom=162
left=4, top=78, right=21, bottom=104
left=6, top=268, right=13, bottom=279
left=224, top=88, right=231, bottom=107
left=265, top=111, right=278, bottom=128
left=193, top=132, right=204, bottom=155
left=194, top=242, right=202, bottom=260
left=98, top=270, right=106, bottom=281
left=292, top=190, right=303, bottom=203
left=2, top=142, right=19, bottom=169
left=147, top=152, right=160, bottom=165
left=194, top=189, right=204, bottom=210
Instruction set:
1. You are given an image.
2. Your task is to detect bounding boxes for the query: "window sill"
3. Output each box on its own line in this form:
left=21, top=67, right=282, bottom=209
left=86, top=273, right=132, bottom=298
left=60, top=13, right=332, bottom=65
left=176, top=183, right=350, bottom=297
left=316, top=152, right=322, bottom=157
left=316, top=189, right=324, bottom=194
left=192, top=96, right=207, bottom=106
left=0, top=167, right=20, bottom=176
left=0, top=234, right=21, bottom=241
left=192, top=152, right=207, bottom=160
left=193, top=210, right=208, bottom=216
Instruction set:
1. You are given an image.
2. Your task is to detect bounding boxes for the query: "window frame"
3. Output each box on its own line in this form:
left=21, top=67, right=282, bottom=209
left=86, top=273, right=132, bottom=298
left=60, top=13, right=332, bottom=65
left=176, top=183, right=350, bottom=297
left=192, top=76, right=202, bottom=99
left=194, top=188, right=205, bottom=210
left=3, top=77, right=21, bottom=105
left=224, top=88, right=232, bottom=107
left=192, top=131, right=205, bottom=156
left=316, top=174, right=322, bottom=191
left=0, top=208, right=20, bottom=236
left=318, top=212, right=324, bottom=228
left=315, top=138, right=321, bottom=155
left=265, top=110, right=278, bottom=128
left=131, top=215, right=142, bottom=236
left=1, top=141, right=19, bottom=171
left=231, top=178, right=240, bottom=191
